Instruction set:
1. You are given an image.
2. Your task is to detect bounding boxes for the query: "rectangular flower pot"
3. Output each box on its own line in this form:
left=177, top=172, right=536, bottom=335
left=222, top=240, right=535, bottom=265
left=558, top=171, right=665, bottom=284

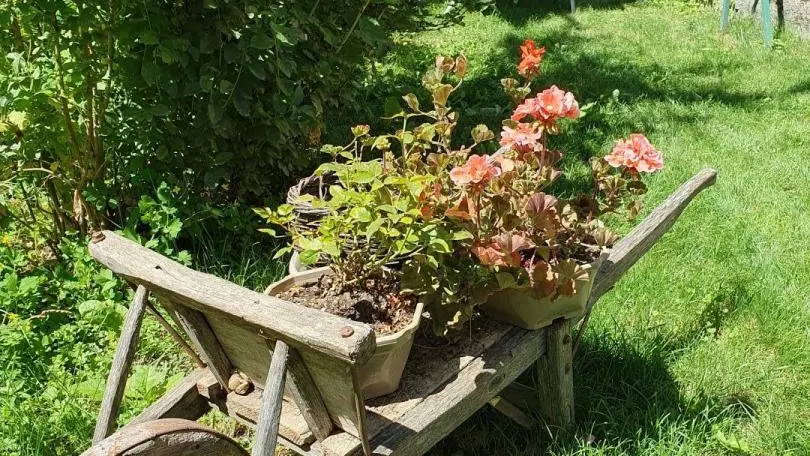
left=265, top=267, right=423, bottom=399
left=480, top=255, right=606, bottom=330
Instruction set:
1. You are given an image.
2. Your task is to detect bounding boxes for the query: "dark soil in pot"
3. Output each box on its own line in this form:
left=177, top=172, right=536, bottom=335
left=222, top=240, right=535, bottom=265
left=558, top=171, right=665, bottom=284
left=275, top=274, right=416, bottom=336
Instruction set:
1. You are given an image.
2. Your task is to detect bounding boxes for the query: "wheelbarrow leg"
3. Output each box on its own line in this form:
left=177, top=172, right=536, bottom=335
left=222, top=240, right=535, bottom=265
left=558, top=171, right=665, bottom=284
left=535, top=318, right=574, bottom=427
left=93, top=285, right=150, bottom=443
left=251, top=340, right=289, bottom=456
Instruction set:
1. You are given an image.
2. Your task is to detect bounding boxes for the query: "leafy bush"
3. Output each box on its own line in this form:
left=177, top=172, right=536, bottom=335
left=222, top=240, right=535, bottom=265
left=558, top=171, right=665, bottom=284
left=1, top=0, right=408, bottom=244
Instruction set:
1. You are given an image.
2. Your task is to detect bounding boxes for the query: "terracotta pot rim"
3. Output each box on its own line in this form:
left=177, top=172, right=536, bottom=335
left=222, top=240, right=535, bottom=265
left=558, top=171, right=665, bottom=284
left=265, top=266, right=424, bottom=343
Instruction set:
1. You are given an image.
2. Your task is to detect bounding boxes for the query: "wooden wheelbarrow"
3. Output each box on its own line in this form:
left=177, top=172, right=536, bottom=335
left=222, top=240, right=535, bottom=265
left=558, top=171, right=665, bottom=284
left=81, top=169, right=716, bottom=456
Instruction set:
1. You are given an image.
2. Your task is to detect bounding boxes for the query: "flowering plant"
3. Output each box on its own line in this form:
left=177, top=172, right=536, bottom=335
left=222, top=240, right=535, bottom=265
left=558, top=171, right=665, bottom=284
left=258, top=40, right=662, bottom=333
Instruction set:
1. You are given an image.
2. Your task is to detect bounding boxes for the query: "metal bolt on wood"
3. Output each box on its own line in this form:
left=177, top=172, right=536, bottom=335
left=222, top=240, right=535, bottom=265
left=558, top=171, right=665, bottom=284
left=340, top=326, right=354, bottom=338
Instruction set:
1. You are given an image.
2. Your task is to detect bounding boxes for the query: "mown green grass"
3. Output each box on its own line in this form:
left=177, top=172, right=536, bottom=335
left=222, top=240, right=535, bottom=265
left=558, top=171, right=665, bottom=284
left=364, top=0, right=809, bottom=454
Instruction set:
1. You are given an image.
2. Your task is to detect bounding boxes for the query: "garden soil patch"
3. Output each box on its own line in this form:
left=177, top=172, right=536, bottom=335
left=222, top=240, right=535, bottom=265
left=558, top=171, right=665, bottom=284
left=277, top=274, right=416, bottom=336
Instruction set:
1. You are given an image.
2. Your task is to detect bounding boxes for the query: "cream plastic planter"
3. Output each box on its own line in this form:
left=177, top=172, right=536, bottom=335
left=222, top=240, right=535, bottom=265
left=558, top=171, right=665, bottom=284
left=265, top=266, right=423, bottom=399
left=480, top=255, right=607, bottom=330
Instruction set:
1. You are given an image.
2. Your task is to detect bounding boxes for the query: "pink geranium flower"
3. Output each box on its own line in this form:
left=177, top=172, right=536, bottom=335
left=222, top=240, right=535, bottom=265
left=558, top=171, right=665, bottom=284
left=604, top=134, right=664, bottom=173
left=511, top=86, right=580, bottom=127
left=500, top=123, right=542, bottom=154
left=450, top=154, right=502, bottom=187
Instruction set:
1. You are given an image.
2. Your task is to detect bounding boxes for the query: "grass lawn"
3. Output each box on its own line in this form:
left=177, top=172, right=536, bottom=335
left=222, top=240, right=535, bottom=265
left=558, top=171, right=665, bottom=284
left=363, top=0, right=810, bottom=454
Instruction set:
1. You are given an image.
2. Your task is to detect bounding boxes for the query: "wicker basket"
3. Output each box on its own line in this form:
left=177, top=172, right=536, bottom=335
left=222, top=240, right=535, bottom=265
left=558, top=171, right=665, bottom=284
left=286, top=172, right=340, bottom=232
left=285, top=169, right=414, bottom=267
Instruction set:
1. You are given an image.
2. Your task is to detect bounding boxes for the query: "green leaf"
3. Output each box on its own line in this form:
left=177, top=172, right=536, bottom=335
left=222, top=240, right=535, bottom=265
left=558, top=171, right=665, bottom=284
left=403, top=93, right=420, bottom=111
left=383, top=96, right=404, bottom=117
left=141, top=30, right=160, bottom=45
left=429, top=238, right=451, bottom=253
left=150, top=104, right=171, bottom=117
left=273, top=246, right=293, bottom=259
left=365, top=218, right=384, bottom=238
left=247, top=61, right=267, bottom=80
left=451, top=230, right=474, bottom=240
left=297, top=237, right=322, bottom=251
left=207, top=101, right=224, bottom=124
left=141, top=60, right=159, bottom=85
left=18, top=276, right=39, bottom=295
left=250, top=33, right=274, bottom=50
left=495, top=272, right=518, bottom=289
left=299, top=250, right=320, bottom=265
left=471, top=124, right=495, bottom=143
left=233, top=94, right=251, bottom=117
left=350, top=207, right=373, bottom=223
left=321, top=240, right=340, bottom=257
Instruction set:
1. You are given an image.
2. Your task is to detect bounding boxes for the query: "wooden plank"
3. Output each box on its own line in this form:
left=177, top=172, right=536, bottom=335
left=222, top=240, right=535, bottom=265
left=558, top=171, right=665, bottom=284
left=535, top=319, right=574, bottom=427
left=205, top=313, right=363, bottom=438
left=365, top=327, right=547, bottom=456
left=499, top=381, right=541, bottom=411
left=251, top=340, right=289, bottom=456
left=317, top=319, right=514, bottom=455
left=351, top=368, right=371, bottom=456
left=162, top=298, right=233, bottom=389
left=145, top=302, right=205, bottom=368
left=488, top=396, right=532, bottom=429
left=92, top=285, right=149, bottom=443
left=129, top=369, right=212, bottom=426
left=200, top=384, right=316, bottom=447
left=286, top=347, right=333, bottom=441
left=89, top=230, right=375, bottom=364
left=588, top=168, right=717, bottom=309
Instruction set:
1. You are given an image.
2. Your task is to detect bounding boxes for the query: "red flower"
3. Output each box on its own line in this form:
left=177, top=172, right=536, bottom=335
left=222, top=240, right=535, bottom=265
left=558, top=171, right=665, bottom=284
left=604, top=134, right=664, bottom=173
left=511, top=86, right=580, bottom=128
left=518, top=39, right=545, bottom=79
left=450, top=154, right=502, bottom=187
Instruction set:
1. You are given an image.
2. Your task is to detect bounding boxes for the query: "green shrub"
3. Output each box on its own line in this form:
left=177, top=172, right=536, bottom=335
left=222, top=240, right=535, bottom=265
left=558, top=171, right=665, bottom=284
left=1, top=0, right=405, bottom=241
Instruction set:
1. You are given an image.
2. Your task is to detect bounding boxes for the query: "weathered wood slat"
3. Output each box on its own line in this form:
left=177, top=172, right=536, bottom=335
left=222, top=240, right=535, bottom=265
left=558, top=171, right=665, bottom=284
left=588, top=168, right=717, bottom=308
left=351, top=368, right=371, bottom=456
left=145, top=302, right=205, bottom=368
left=197, top=377, right=316, bottom=447
left=280, top=327, right=549, bottom=456
left=204, top=312, right=364, bottom=438
left=286, top=347, right=334, bottom=441
left=129, top=369, right=212, bottom=426
left=488, top=396, right=532, bottom=429
left=93, top=285, right=149, bottom=443
left=317, top=320, right=514, bottom=455
left=367, top=327, right=546, bottom=456
left=499, top=381, right=541, bottom=411
left=162, top=299, right=233, bottom=389
left=89, top=230, right=375, bottom=364
left=535, top=319, right=574, bottom=426
left=251, top=340, right=289, bottom=456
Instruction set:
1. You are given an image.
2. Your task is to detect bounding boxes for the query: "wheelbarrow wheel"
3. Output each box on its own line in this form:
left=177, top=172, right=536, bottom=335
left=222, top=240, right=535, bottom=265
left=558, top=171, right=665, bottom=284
left=81, top=418, right=248, bottom=456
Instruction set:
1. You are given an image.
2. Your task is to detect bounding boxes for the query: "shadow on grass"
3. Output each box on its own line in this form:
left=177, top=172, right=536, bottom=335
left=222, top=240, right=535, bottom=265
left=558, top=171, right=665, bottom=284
left=326, top=22, right=766, bottom=198
left=492, top=0, right=642, bottom=27
left=426, top=282, right=755, bottom=455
